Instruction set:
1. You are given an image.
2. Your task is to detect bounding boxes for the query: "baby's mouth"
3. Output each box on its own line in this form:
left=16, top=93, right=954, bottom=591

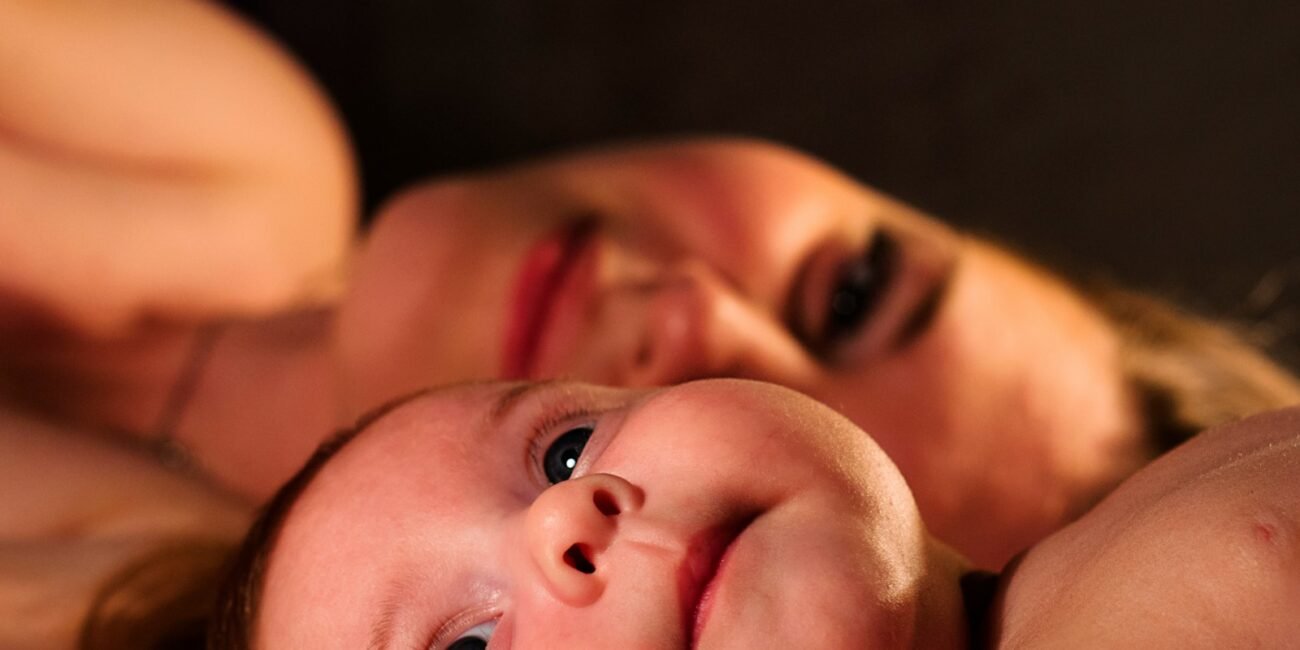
left=678, top=514, right=756, bottom=648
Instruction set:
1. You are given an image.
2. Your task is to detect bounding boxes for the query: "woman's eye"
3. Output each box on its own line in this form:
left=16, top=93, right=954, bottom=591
left=543, top=426, right=593, bottom=484
left=447, top=621, right=496, bottom=650
left=820, top=231, right=897, bottom=349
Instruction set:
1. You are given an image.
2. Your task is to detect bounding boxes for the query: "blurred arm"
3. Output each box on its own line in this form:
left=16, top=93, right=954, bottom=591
left=0, top=0, right=357, bottom=334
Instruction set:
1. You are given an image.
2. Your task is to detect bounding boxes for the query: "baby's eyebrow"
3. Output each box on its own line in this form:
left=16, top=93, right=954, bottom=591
left=364, top=382, right=555, bottom=650
left=489, top=379, right=560, bottom=425
left=368, top=574, right=419, bottom=650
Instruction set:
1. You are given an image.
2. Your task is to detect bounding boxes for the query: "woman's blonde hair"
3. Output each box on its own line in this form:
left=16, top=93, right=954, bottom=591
left=1093, top=286, right=1300, bottom=451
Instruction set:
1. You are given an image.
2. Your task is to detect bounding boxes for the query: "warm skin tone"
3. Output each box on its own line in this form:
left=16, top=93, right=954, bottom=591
left=3, top=1, right=1145, bottom=570
left=6, top=3, right=1293, bottom=645
left=134, top=138, right=1147, bottom=572
left=995, top=406, right=1300, bottom=648
left=257, top=386, right=1300, bottom=649
left=260, top=379, right=969, bottom=649
left=0, top=405, right=249, bottom=649
left=0, top=2, right=335, bottom=646
left=17, top=137, right=1149, bottom=570
left=261, top=139, right=1143, bottom=567
left=0, top=0, right=354, bottom=333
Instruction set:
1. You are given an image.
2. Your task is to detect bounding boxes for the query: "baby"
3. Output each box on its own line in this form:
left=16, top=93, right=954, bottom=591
left=210, top=380, right=1300, bottom=648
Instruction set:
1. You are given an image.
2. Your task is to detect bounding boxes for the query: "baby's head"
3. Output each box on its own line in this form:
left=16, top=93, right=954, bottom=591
left=211, top=378, right=1300, bottom=647
left=211, top=379, right=970, bottom=648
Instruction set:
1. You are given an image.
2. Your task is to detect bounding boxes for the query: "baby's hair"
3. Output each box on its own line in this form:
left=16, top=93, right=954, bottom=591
left=208, top=388, right=431, bottom=650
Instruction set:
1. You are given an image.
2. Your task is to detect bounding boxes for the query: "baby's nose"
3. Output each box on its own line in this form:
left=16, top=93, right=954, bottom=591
left=524, top=473, right=643, bottom=606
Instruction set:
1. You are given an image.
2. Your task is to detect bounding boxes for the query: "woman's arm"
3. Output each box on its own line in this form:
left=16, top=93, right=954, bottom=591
left=0, top=0, right=357, bottom=335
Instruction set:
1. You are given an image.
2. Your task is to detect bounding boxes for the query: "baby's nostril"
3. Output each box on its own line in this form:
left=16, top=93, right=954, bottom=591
left=593, top=490, right=621, bottom=516
left=564, top=544, right=596, bottom=574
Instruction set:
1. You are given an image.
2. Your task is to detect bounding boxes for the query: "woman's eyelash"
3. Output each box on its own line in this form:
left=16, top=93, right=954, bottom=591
left=806, top=229, right=899, bottom=358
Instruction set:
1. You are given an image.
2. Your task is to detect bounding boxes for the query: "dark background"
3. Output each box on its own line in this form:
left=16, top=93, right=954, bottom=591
left=223, top=0, right=1298, bottom=363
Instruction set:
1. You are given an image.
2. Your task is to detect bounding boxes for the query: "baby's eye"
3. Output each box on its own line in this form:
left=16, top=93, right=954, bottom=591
left=543, top=426, right=593, bottom=483
left=447, top=620, right=496, bottom=650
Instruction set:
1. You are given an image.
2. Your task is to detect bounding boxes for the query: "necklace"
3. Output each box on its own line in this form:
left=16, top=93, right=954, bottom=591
left=150, top=321, right=223, bottom=472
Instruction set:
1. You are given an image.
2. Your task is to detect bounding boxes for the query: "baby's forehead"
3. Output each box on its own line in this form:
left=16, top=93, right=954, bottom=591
left=350, top=381, right=517, bottom=449
left=269, top=388, right=510, bottom=557
left=271, top=384, right=526, bottom=582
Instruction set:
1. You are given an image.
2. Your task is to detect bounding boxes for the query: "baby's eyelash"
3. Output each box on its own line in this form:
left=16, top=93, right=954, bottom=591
left=425, top=607, right=498, bottom=650
left=525, top=399, right=598, bottom=477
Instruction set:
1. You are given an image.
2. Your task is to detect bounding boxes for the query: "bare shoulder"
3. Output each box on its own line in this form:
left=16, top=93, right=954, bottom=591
left=0, top=0, right=356, bottom=334
left=997, top=407, right=1300, bottom=648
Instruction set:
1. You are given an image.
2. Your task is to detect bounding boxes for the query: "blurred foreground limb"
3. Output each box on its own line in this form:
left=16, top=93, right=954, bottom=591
left=0, top=0, right=357, bottom=336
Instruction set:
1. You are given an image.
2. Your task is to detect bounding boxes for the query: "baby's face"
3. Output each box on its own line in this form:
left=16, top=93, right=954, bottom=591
left=258, top=379, right=939, bottom=648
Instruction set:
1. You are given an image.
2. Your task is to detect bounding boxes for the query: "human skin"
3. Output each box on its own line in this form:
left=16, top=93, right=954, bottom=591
left=321, top=139, right=1148, bottom=567
left=0, top=0, right=1146, bottom=568
left=994, top=406, right=1300, bottom=648
left=258, top=379, right=969, bottom=649
left=0, top=0, right=354, bottom=334
left=0, top=401, right=249, bottom=648
left=22, top=133, right=1149, bottom=569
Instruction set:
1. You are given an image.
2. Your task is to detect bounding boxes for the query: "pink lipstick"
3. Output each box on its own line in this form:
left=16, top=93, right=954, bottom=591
left=502, top=221, right=594, bottom=379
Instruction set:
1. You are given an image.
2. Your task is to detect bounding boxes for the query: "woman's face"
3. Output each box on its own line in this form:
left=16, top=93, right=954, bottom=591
left=338, top=139, right=1146, bottom=566
left=259, top=380, right=946, bottom=648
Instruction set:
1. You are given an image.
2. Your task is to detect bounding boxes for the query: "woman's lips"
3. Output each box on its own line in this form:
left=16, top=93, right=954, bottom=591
left=502, top=221, right=595, bottom=379
left=679, top=518, right=753, bottom=648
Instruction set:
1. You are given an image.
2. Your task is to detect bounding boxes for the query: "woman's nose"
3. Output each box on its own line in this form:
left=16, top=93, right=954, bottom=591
left=524, top=473, right=643, bottom=606
left=621, top=260, right=811, bottom=387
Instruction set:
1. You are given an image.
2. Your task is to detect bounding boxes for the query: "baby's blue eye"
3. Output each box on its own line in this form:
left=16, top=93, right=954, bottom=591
left=544, top=426, right=593, bottom=483
left=447, top=621, right=496, bottom=650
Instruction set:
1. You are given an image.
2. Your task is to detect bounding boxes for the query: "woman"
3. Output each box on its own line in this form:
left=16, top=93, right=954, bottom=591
left=1, top=1, right=341, bottom=646
left=5, top=4, right=1298, bottom=646
left=3, top=0, right=1296, bottom=573
left=55, top=136, right=1297, bottom=568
